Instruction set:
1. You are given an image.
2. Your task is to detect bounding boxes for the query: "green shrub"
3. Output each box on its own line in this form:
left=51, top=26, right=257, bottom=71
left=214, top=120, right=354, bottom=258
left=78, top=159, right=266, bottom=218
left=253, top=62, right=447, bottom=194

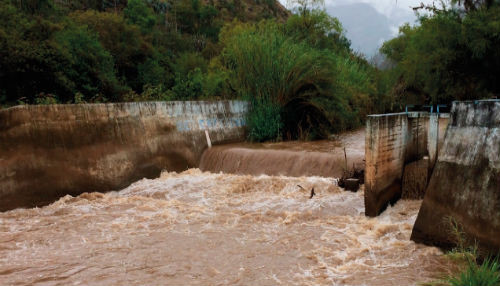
left=220, top=20, right=337, bottom=141
left=433, top=217, right=500, bottom=286
left=74, top=92, right=85, bottom=104
left=124, top=84, right=174, bottom=102
left=246, top=100, right=282, bottom=142
left=34, top=93, right=59, bottom=105
left=171, top=68, right=204, bottom=100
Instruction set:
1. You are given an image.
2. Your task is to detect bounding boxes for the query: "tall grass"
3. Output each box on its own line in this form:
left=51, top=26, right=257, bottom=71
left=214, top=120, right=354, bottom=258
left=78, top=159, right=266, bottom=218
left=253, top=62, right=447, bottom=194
left=446, top=257, right=500, bottom=286
left=220, top=21, right=336, bottom=141
left=427, top=217, right=500, bottom=286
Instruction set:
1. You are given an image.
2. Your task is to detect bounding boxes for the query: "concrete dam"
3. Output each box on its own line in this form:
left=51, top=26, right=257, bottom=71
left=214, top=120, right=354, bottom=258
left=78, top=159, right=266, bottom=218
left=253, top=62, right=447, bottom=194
left=0, top=100, right=499, bottom=285
left=364, top=100, right=500, bottom=254
left=0, top=101, right=248, bottom=211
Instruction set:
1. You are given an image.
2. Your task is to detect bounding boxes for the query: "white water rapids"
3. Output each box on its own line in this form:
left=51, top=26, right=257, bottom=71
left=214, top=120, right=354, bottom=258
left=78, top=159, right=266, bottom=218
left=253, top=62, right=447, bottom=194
left=0, top=169, right=453, bottom=285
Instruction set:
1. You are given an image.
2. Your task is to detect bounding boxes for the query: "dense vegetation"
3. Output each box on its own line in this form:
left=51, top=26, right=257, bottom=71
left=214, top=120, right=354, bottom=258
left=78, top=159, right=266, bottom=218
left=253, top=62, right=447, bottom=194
left=1, top=0, right=499, bottom=141
left=0, top=0, right=382, bottom=141
left=0, top=0, right=266, bottom=104
left=220, top=10, right=380, bottom=140
left=381, top=0, right=500, bottom=107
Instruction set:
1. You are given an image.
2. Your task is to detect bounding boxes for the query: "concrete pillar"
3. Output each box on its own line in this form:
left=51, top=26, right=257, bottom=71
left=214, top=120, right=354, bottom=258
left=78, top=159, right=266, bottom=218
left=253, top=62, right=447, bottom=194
left=427, top=114, right=439, bottom=168
left=364, top=113, right=408, bottom=217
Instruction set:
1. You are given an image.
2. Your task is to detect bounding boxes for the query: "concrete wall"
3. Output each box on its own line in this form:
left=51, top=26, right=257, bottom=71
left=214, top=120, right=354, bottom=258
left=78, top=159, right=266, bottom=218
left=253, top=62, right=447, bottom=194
left=411, top=100, right=500, bottom=254
left=364, top=112, right=449, bottom=216
left=427, top=115, right=450, bottom=167
left=0, top=101, right=248, bottom=211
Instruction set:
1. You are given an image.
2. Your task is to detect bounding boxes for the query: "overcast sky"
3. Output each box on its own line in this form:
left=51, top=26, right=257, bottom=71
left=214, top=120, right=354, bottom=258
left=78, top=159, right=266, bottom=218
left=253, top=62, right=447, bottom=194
left=280, top=0, right=435, bottom=56
left=326, top=0, right=432, bottom=16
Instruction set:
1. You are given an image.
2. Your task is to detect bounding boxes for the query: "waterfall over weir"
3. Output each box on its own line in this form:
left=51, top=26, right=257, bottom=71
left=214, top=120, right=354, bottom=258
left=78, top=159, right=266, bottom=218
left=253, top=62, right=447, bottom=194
left=200, top=129, right=365, bottom=178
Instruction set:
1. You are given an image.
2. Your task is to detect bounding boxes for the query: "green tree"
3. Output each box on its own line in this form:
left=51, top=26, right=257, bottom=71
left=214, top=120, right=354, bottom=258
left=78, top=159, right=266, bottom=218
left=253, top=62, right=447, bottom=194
left=54, top=23, right=123, bottom=101
left=70, top=10, right=163, bottom=91
left=382, top=2, right=500, bottom=104
left=11, top=0, right=54, bottom=14
left=124, top=0, right=156, bottom=33
left=285, top=8, right=350, bottom=52
left=0, top=1, right=63, bottom=103
left=138, top=57, right=171, bottom=88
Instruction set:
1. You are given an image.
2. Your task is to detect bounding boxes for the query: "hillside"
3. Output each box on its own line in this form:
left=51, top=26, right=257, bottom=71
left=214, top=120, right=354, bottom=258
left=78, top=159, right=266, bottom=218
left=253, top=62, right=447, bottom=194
left=51, top=0, right=290, bottom=22
left=1, top=0, right=382, bottom=141
left=0, top=0, right=290, bottom=107
left=204, top=0, right=290, bottom=22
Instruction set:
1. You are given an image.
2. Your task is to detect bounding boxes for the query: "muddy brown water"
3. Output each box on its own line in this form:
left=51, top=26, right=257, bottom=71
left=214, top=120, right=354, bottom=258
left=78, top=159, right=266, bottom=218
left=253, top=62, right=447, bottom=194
left=0, top=130, right=454, bottom=285
left=200, top=129, right=365, bottom=178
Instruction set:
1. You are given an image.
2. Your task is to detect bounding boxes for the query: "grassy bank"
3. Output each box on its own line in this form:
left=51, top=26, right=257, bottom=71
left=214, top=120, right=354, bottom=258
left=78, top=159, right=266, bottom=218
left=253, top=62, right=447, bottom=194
left=425, top=218, right=500, bottom=286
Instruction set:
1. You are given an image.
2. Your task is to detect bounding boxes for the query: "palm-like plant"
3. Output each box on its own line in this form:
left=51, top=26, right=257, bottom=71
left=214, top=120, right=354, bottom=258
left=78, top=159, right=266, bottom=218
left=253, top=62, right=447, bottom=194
left=221, top=20, right=336, bottom=141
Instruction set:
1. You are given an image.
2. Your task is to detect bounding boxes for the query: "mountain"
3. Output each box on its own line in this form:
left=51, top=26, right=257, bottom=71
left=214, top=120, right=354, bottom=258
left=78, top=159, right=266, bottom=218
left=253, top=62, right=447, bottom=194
left=325, top=2, right=418, bottom=57
left=326, top=3, right=394, bottom=56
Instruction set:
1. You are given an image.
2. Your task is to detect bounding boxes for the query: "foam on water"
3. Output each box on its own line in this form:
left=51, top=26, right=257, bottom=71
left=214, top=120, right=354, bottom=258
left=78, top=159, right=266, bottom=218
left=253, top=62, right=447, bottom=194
left=0, top=169, right=452, bottom=285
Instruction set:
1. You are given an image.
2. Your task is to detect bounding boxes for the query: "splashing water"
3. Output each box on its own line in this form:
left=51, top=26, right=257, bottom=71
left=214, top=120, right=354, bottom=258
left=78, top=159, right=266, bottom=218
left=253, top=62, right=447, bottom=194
left=0, top=169, right=451, bottom=285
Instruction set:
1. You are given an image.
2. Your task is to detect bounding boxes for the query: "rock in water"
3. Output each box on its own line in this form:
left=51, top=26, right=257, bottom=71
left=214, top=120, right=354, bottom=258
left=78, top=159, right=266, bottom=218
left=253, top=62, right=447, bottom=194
left=345, top=179, right=360, bottom=192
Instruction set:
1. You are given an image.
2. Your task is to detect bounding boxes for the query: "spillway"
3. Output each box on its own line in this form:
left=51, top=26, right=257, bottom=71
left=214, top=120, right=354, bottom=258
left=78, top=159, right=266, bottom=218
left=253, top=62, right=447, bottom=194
left=200, top=129, right=365, bottom=178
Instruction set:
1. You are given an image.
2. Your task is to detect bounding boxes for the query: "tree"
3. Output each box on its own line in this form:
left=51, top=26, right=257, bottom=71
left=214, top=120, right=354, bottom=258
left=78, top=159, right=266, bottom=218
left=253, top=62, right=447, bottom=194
left=286, top=0, right=324, bottom=16
left=285, top=9, right=350, bottom=52
left=382, top=3, right=500, bottom=104
left=124, top=0, right=156, bottom=33
left=70, top=10, right=157, bottom=91
left=54, top=24, right=123, bottom=101
left=0, top=1, right=68, bottom=102
left=412, top=0, right=499, bottom=13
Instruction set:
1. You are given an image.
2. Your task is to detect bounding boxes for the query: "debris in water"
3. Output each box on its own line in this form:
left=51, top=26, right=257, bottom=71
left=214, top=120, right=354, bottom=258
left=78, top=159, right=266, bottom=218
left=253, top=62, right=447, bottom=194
left=310, top=187, right=316, bottom=199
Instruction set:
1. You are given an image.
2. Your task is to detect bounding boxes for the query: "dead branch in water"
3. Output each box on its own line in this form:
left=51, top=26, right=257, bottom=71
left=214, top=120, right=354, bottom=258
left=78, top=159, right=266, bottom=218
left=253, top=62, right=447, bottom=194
left=297, top=185, right=315, bottom=199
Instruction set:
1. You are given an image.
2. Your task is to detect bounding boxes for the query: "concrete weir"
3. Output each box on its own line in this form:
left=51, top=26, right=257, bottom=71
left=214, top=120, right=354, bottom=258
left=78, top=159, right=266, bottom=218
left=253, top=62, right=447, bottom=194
left=364, top=111, right=449, bottom=217
left=411, top=100, right=500, bottom=253
left=0, top=101, right=248, bottom=211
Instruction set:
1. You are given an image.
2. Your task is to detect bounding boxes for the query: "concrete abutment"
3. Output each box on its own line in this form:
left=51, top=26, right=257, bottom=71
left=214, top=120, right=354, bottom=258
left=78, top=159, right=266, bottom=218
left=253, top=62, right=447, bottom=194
left=411, top=100, right=500, bottom=254
left=0, top=101, right=248, bottom=211
left=364, top=112, right=449, bottom=217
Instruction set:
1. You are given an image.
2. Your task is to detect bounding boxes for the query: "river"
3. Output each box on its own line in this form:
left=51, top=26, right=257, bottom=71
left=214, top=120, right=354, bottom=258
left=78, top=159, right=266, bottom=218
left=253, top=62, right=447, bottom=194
left=0, top=130, right=453, bottom=285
